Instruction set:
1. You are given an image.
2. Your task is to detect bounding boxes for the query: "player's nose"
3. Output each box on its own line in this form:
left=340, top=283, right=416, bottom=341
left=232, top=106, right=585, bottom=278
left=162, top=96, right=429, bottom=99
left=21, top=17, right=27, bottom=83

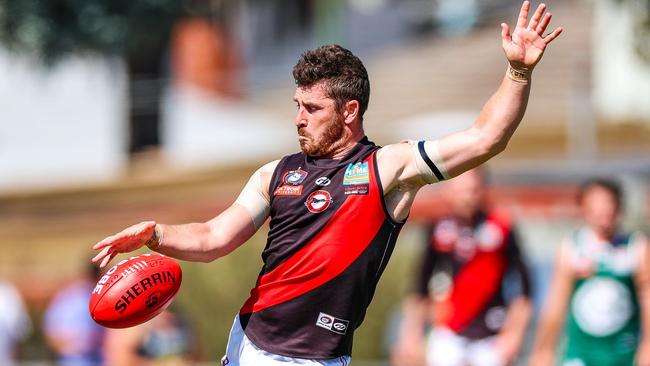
left=295, top=110, right=307, bottom=128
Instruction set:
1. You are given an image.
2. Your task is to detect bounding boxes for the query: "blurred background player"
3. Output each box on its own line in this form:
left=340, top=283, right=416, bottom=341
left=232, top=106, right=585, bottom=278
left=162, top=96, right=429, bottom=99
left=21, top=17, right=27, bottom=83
left=531, top=178, right=650, bottom=366
left=44, top=263, right=106, bottom=366
left=392, top=168, right=532, bottom=366
left=104, top=308, right=193, bottom=366
left=0, top=278, right=31, bottom=366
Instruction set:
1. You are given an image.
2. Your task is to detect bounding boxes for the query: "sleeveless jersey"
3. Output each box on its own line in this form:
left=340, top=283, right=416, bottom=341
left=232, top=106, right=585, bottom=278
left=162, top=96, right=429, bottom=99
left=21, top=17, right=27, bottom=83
left=564, top=227, right=643, bottom=366
left=418, top=211, right=530, bottom=339
left=238, top=137, right=405, bottom=359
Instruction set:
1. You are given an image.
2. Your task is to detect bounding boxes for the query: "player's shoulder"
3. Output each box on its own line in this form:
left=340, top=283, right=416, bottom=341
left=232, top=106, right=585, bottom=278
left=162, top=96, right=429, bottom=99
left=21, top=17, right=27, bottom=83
left=376, top=140, right=417, bottom=170
left=259, top=159, right=281, bottom=174
left=377, top=140, right=415, bottom=158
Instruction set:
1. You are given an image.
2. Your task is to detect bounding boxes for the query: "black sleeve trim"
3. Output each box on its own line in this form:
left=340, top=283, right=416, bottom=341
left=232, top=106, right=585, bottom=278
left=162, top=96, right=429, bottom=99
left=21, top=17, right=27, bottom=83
left=417, top=140, right=445, bottom=181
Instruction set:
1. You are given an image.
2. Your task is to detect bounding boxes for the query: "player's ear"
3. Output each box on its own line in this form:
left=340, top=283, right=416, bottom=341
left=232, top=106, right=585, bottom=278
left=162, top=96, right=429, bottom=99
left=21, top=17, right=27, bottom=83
left=343, top=100, right=360, bottom=125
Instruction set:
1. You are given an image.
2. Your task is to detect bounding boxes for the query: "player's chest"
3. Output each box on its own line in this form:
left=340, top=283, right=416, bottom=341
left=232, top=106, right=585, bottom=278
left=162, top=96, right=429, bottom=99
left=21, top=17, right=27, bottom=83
left=431, top=219, right=506, bottom=261
left=270, top=161, right=374, bottom=217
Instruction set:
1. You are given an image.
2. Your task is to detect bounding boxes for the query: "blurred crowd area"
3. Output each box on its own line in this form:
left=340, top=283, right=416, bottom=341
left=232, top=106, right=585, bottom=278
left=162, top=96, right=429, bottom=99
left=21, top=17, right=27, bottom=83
left=0, top=0, right=649, bottom=365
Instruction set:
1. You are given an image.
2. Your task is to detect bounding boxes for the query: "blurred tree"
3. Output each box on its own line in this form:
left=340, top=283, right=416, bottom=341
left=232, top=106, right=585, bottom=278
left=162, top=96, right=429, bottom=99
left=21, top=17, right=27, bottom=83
left=614, top=0, right=650, bottom=63
left=0, top=0, right=184, bottom=154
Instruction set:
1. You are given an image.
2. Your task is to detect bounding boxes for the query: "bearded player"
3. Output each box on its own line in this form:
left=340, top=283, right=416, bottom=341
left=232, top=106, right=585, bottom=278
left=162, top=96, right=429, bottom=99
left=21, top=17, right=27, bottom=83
left=92, top=3, right=562, bottom=365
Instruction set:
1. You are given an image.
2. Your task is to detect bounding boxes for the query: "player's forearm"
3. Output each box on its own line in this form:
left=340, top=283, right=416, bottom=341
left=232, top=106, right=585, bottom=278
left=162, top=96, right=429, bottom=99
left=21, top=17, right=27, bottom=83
left=152, top=205, right=257, bottom=262
left=399, top=295, right=430, bottom=338
left=438, top=71, right=532, bottom=177
left=501, top=297, right=532, bottom=339
left=636, top=271, right=650, bottom=347
left=497, top=296, right=532, bottom=360
left=150, top=222, right=221, bottom=262
left=474, top=71, right=531, bottom=157
left=531, top=304, right=565, bottom=356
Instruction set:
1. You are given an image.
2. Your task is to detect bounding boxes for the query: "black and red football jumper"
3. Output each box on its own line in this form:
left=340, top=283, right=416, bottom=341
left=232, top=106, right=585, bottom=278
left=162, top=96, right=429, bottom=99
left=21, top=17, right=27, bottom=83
left=417, top=211, right=531, bottom=339
left=239, top=137, right=405, bottom=359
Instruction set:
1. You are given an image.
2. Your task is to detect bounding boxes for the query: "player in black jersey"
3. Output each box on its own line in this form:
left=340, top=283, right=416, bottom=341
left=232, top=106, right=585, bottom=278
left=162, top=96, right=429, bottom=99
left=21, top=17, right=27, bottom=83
left=93, top=3, right=562, bottom=364
left=392, top=169, right=532, bottom=366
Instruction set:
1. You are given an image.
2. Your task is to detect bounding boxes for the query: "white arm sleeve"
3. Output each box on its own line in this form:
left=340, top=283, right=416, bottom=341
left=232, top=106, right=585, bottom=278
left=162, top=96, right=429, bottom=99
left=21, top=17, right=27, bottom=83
left=408, top=140, right=449, bottom=184
left=234, top=160, right=279, bottom=230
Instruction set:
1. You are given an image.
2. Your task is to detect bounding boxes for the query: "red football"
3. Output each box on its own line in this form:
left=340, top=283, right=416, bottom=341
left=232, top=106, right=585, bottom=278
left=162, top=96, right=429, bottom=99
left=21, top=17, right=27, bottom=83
left=89, top=253, right=182, bottom=328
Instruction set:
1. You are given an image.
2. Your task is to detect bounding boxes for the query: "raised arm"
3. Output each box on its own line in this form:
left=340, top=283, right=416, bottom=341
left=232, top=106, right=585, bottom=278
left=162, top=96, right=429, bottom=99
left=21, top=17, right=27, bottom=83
left=376, top=2, right=562, bottom=221
left=92, top=161, right=278, bottom=267
left=439, top=1, right=562, bottom=177
left=379, top=1, right=562, bottom=191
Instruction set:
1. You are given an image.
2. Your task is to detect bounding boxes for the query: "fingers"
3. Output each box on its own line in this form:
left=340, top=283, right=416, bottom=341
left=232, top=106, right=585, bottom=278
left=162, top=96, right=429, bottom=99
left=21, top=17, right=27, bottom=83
left=501, top=23, right=512, bottom=43
left=516, top=1, right=530, bottom=29
left=537, top=12, right=552, bottom=35
left=93, top=234, right=117, bottom=250
left=100, top=250, right=117, bottom=269
left=544, top=26, right=563, bottom=44
left=92, top=246, right=111, bottom=263
left=528, top=3, right=546, bottom=30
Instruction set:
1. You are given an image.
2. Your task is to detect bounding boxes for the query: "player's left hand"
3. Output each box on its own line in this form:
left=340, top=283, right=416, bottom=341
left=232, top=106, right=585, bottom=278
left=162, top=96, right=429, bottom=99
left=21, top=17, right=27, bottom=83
left=92, top=221, right=157, bottom=268
left=501, top=1, right=563, bottom=70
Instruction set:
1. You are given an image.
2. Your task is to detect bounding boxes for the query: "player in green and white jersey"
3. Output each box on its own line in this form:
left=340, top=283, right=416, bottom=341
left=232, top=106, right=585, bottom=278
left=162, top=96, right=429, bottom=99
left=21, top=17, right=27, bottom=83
left=531, top=178, right=650, bottom=366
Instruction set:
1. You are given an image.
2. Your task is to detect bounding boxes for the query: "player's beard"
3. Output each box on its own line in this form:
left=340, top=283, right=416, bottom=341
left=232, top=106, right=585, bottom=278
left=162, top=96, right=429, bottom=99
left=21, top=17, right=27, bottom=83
left=298, top=115, right=345, bottom=157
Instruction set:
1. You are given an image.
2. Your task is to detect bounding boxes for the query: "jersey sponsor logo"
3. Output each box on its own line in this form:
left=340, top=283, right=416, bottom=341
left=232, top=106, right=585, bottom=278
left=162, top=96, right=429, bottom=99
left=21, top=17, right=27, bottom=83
left=571, top=277, right=633, bottom=336
left=476, top=222, right=503, bottom=251
left=315, top=177, right=331, bottom=187
left=485, top=306, right=507, bottom=331
left=344, top=184, right=369, bottom=195
left=283, top=169, right=308, bottom=185
left=305, top=190, right=332, bottom=213
left=343, top=162, right=369, bottom=185
left=433, top=220, right=459, bottom=252
left=315, top=312, right=349, bottom=335
left=274, top=185, right=303, bottom=196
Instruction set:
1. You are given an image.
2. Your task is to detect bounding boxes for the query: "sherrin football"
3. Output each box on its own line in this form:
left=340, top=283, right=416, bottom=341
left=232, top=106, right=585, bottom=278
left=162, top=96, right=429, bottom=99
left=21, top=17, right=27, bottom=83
left=89, top=253, right=182, bottom=328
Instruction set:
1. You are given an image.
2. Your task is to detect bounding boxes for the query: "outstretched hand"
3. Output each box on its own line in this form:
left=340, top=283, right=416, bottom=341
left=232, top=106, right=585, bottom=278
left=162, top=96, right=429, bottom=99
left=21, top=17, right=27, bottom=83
left=501, top=1, right=563, bottom=70
left=92, top=221, right=157, bottom=268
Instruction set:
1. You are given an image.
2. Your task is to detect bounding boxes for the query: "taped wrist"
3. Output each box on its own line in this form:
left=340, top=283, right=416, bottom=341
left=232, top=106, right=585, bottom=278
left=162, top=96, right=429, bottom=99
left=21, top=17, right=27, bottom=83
left=145, top=224, right=163, bottom=250
left=507, top=64, right=531, bottom=83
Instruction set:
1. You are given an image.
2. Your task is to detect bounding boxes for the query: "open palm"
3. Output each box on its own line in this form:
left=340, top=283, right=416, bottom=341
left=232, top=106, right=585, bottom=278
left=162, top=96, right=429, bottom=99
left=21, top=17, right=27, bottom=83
left=501, top=2, right=563, bottom=69
left=92, top=220, right=157, bottom=268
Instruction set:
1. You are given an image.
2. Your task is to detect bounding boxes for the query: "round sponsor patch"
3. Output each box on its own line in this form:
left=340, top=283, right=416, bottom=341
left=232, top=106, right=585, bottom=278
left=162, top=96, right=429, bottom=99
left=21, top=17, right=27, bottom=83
left=305, top=190, right=332, bottom=213
left=283, top=169, right=308, bottom=185
left=485, top=306, right=507, bottom=331
left=571, top=277, right=633, bottom=336
left=433, top=220, right=458, bottom=252
left=476, top=222, right=504, bottom=251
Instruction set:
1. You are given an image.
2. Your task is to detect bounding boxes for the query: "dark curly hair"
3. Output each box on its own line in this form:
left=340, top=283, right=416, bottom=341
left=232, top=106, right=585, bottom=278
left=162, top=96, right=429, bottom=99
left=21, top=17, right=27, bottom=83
left=292, top=44, right=370, bottom=120
left=578, top=178, right=623, bottom=210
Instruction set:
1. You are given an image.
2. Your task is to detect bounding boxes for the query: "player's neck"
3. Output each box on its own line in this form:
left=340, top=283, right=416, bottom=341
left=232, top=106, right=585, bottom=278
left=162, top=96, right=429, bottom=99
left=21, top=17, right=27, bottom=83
left=327, top=130, right=366, bottom=160
left=588, top=224, right=616, bottom=242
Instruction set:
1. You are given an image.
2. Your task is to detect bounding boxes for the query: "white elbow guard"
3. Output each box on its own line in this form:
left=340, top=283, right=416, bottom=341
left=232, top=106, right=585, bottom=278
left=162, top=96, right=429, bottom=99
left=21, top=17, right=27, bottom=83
left=409, top=140, right=449, bottom=184
left=234, top=161, right=276, bottom=229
